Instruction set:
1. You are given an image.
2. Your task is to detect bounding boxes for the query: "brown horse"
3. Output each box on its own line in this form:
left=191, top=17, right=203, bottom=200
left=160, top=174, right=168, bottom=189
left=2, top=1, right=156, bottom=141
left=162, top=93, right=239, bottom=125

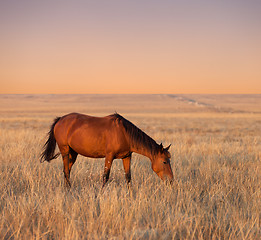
left=40, top=113, right=173, bottom=187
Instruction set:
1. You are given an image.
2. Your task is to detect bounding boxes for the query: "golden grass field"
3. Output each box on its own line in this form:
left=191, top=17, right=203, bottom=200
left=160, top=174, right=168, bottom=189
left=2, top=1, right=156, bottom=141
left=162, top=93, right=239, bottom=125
left=0, top=94, right=260, bottom=239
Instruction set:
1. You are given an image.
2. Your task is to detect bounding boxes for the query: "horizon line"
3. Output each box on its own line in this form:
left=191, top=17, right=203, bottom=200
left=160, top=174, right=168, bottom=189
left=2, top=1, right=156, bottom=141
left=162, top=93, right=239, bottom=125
left=0, top=93, right=260, bottom=95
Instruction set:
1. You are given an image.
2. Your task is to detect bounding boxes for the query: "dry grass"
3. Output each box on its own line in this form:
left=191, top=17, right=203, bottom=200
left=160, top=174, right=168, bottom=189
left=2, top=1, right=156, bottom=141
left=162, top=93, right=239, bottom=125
left=0, top=95, right=260, bottom=239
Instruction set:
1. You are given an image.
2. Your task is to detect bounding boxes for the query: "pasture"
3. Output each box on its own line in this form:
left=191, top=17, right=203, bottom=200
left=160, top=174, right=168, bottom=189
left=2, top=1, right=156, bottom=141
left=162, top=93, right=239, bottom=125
left=0, top=94, right=260, bottom=239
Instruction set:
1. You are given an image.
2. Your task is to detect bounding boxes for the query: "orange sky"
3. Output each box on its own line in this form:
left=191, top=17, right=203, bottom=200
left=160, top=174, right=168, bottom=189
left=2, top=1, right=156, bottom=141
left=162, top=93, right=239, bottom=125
left=0, top=1, right=261, bottom=94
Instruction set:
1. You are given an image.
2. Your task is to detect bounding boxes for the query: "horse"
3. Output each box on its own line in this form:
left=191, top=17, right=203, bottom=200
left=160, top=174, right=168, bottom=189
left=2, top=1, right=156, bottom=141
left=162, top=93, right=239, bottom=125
left=40, top=113, right=173, bottom=187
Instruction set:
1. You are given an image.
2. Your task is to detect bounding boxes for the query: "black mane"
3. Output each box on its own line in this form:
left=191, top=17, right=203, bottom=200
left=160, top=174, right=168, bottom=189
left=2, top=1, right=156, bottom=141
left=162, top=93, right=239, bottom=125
left=113, top=113, right=159, bottom=155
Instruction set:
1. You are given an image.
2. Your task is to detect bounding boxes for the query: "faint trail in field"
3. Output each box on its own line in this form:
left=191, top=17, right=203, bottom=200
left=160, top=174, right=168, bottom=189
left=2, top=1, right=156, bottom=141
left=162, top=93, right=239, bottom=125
left=167, top=94, right=233, bottom=113
left=168, top=95, right=212, bottom=107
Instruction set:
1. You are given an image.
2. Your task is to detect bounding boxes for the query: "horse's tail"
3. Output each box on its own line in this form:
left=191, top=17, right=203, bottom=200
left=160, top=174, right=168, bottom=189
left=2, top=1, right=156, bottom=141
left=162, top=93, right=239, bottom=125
left=40, top=117, right=61, bottom=163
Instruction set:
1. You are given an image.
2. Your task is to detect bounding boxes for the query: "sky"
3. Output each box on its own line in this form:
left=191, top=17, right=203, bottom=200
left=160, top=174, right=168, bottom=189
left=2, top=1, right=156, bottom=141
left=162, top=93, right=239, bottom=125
left=0, top=0, right=261, bottom=94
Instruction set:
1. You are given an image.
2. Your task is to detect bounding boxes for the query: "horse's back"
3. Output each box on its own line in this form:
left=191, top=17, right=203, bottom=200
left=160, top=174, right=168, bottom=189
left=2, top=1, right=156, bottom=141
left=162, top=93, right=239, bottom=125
left=55, top=112, right=111, bottom=131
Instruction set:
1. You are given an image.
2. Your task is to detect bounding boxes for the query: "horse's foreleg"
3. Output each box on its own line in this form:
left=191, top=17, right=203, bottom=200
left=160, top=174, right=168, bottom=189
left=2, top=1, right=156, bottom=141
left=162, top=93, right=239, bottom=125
left=122, top=154, right=132, bottom=187
left=102, top=154, right=114, bottom=187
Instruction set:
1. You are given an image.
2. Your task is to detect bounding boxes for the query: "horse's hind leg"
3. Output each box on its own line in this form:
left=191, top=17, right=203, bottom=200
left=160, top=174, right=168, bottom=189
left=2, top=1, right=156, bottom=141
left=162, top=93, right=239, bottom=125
left=59, top=145, right=77, bottom=188
left=61, top=153, right=71, bottom=188
left=102, top=154, right=114, bottom=187
left=68, top=147, right=78, bottom=177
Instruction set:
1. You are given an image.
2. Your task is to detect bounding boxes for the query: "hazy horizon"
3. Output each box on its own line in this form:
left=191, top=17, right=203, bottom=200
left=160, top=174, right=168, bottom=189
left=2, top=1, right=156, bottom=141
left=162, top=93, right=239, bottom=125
left=1, top=93, right=261, bottom=95
left=1, top=1, right=261, bottom=94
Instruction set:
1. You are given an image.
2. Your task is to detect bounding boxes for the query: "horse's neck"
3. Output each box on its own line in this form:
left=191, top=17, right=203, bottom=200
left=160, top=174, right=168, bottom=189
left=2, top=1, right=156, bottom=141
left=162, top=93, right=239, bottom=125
left=131, top=141, right=157, bottom=162
left=122, top=120, right=159, bottom=161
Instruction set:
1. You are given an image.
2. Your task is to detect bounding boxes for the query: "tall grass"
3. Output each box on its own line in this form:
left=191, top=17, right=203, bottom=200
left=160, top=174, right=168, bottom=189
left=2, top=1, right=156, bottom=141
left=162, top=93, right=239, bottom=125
left=0, top=113, right=260, bottom=239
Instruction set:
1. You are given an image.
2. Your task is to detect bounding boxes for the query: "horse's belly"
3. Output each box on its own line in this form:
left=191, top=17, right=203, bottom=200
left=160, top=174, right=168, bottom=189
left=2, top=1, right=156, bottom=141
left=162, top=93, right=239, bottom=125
left=68, top=129, right=107, bottom=158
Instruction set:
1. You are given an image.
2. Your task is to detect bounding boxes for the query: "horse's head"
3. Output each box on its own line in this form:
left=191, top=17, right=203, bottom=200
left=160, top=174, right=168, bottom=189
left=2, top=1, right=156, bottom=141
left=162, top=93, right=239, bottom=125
left=152, top=143, right=173, bottom=183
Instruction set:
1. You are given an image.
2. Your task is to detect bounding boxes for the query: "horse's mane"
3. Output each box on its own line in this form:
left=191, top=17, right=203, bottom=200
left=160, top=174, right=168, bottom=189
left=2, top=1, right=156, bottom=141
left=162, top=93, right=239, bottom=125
left=113, top=113, right=159, bottom=155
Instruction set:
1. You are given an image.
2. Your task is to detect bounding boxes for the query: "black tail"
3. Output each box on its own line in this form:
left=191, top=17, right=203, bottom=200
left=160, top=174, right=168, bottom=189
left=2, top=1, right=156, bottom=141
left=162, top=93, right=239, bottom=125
left=40, top=117, right=61, bottom=163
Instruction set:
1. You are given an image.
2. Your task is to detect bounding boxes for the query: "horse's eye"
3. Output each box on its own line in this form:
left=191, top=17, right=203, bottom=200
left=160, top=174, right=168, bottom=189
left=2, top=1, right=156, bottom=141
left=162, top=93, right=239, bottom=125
left=163, top=161, right=168, bottom=164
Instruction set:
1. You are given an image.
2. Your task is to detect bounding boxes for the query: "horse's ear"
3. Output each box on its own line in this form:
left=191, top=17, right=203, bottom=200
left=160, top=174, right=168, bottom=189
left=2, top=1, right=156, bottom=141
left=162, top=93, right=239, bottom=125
left=160, top=143, right=164, bottom=152
left=165, top=144, right=171, bottom=151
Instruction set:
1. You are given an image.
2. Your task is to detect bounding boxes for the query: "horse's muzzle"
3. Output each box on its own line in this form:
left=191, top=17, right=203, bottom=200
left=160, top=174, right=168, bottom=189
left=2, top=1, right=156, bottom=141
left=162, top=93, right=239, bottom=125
left=157, top=171, right=173, bottom=183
